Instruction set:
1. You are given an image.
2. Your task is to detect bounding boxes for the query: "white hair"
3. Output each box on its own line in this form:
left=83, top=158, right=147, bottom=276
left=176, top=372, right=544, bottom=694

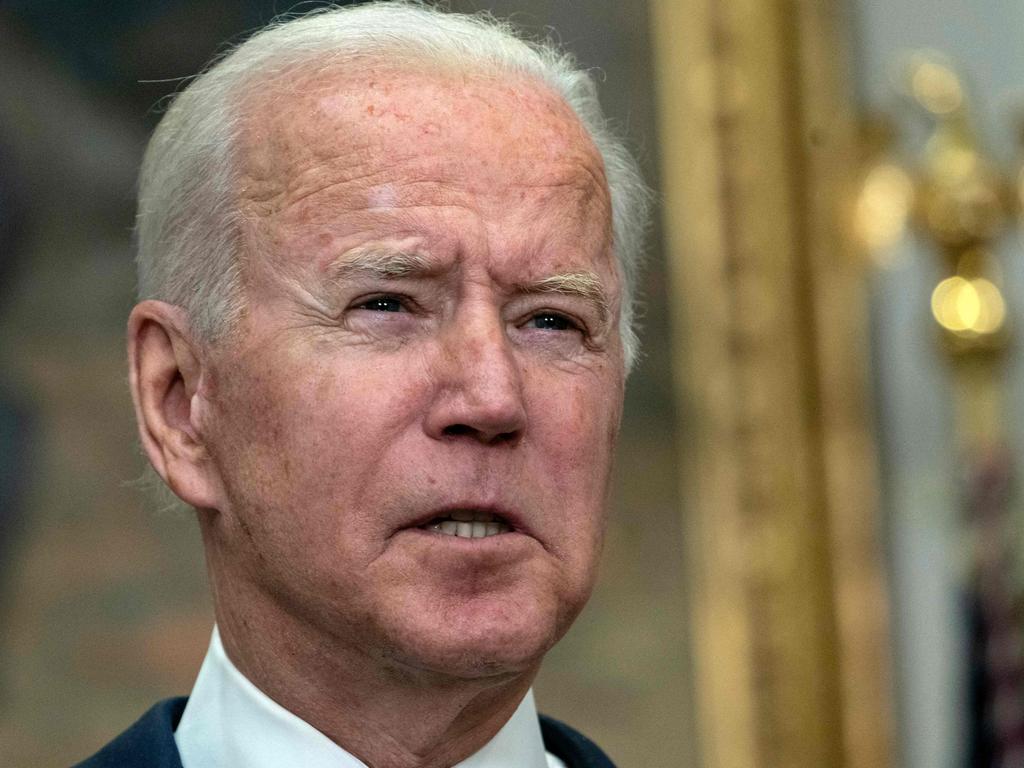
left=136, top=0, right=650, bottom=369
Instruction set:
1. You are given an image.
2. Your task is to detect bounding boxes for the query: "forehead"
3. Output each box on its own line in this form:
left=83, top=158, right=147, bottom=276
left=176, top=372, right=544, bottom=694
left=235, top=62, right=609, bottom=222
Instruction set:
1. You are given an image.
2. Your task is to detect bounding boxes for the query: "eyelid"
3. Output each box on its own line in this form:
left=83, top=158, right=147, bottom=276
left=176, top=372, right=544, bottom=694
left=519, top=291, right=598, bottom=322
left=535, top=309, right=579, bottom=324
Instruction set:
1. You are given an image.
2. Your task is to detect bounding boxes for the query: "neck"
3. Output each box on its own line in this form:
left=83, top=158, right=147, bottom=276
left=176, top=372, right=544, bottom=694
left=210, top=577, right=540, bottom=768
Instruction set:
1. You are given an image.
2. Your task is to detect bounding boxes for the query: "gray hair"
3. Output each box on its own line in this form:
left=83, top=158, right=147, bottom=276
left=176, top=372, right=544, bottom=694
left=136, top=1, right=650, bottom=369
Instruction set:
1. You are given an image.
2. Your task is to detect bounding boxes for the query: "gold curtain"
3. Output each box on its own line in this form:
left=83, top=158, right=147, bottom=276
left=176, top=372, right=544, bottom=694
left=650, top=1, right=893, bottom=766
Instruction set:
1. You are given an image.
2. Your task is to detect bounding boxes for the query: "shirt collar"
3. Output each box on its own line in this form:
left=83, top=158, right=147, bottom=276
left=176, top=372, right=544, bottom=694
left=174, top=627, right=556, bottom=768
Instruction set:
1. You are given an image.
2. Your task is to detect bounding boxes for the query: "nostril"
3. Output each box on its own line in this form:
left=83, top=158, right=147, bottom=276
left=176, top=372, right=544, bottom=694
left=441, top=423, right=520, bottom=445
left=491, top=430, right=519, bottom=445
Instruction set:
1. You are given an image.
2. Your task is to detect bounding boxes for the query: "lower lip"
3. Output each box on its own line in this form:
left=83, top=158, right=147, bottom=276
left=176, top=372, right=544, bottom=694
left=400, top=526, right=534, bottom=552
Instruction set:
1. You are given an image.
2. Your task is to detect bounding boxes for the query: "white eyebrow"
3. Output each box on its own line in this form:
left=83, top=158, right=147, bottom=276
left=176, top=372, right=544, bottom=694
left=518, top=272, right=611, bottom=325
left=323, top=247, right=611, bottom=323
left=324, top=246, right=434, bottom=282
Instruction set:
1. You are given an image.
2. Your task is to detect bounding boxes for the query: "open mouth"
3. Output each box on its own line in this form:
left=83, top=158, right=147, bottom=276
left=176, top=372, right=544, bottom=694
left=419, top=509, right=513, bottom=539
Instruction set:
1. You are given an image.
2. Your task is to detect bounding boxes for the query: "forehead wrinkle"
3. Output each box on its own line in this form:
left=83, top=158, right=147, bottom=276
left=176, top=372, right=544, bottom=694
left=241, top=154, right=393, bottom=218
left=519, top=272, right=611, bottom=325
left=240, top=63, right=609, bottom=198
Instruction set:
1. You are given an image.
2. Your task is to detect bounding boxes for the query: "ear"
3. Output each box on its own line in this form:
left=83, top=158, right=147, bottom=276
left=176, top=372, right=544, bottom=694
left=127, top=300, right=221, bottom=510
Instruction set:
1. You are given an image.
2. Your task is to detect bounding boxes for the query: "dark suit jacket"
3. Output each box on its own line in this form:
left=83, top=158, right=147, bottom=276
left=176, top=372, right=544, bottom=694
left=73, top=697, right=616, bottom=768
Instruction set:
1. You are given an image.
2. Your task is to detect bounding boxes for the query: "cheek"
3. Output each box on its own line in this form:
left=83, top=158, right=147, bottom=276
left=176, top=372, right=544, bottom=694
left=556, top=378, right=621, bottom=461
left=530, top=376, right=620, bottom=533
left=213, top=350, right=431, bottom=501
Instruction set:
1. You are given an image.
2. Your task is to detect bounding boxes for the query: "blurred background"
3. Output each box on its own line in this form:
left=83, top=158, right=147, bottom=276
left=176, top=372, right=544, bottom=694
left=2, top=0, right=1024, bottom=766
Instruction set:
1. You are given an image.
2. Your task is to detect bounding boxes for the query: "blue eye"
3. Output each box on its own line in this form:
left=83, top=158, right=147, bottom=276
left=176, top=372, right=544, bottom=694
left=360, top=296, right=404, bottom=312
left=530, top=313, right=573, bottom=331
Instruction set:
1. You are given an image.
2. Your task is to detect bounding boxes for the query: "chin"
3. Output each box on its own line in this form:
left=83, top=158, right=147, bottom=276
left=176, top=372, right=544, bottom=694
left=381, top=593, right=571, bottom=680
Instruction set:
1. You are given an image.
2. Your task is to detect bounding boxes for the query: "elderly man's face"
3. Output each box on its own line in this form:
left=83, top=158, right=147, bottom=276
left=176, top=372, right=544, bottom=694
left=199, top=67, right=624, bottom=678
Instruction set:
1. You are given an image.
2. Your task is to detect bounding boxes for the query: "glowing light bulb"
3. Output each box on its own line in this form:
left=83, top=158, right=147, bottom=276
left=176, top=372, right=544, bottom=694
left=931, top=276, right=1006, bottom=335
left=855, top=163, right=914, bottom=255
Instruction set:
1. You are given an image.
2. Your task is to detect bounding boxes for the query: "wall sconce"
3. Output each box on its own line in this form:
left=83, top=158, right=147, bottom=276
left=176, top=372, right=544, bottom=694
left=857, top=52, right=1016, bottom=360
left=858, top=52, right=1024, bottom=767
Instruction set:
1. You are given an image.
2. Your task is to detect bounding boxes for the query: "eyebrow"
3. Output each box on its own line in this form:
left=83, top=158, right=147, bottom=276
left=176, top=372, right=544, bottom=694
left=324, top=246, right=610, bottom=323
left=516, top=272, right=611, bottom=325
left=323, top=246, right=434, bottom=282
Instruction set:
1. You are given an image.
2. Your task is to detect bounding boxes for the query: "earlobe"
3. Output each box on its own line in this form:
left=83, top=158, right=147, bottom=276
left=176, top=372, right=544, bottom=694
left=127, top=301, right=221, bottom=510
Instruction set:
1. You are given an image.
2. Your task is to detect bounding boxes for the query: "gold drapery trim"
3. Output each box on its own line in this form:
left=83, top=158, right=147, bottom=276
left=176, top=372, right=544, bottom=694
left=650, top=1, right=894, bottom=766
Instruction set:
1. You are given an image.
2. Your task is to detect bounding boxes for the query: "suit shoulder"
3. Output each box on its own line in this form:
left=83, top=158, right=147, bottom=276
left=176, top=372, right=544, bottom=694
left=72, top=697, right=188, bottom=768
left=539, top=714, right=617, bottom=768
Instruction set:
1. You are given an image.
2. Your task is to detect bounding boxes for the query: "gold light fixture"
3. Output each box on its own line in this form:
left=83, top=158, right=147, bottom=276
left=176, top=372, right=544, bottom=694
left=857, top=51, right=1015, bottom=357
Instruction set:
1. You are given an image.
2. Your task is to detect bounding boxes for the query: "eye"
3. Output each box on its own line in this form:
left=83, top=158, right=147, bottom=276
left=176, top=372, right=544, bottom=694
left=357, top=295, right=405, bottom=313
left=528, top=312, right=576, bottom=331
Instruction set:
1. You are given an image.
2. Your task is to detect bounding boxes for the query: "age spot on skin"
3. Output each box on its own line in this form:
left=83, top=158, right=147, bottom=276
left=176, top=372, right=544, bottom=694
left=368, top=185, right=397, bottom=209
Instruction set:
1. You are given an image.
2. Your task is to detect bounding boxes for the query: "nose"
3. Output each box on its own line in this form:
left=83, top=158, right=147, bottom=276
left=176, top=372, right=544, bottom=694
left=424, top=315, right=527, bottom=446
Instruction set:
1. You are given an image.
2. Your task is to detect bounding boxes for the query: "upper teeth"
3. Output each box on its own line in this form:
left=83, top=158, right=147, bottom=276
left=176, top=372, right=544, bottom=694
left=424, top=511, right=511, bottom=538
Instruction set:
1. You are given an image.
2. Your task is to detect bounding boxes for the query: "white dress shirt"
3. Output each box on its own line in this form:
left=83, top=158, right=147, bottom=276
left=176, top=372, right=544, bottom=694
left=174, top=628, right=567, bottom=768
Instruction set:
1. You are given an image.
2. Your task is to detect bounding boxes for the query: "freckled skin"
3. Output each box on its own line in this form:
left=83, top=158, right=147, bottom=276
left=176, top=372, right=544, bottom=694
left=192, top=65, right=625, bottom=765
